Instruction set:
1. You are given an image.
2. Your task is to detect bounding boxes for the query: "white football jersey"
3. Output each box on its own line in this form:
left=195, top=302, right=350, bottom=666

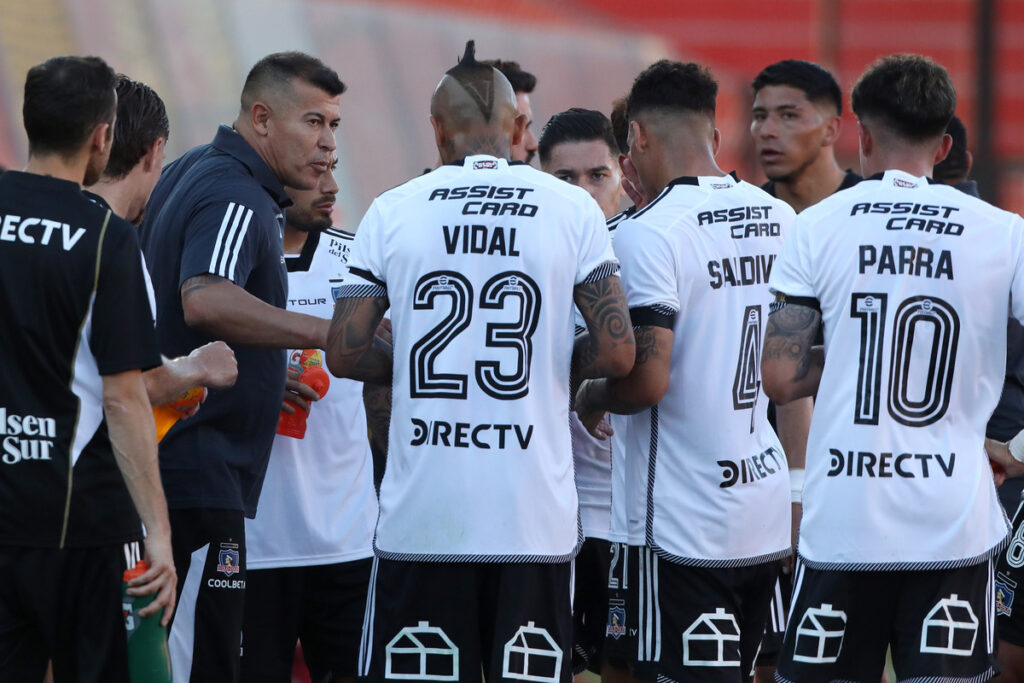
left=770, top=169, right=1024, bottom=570
left=340, top=155, right=617, bottom=562
left=615, top=174, right=794, bottom=565
left=246, top=228, right=377, bottom=568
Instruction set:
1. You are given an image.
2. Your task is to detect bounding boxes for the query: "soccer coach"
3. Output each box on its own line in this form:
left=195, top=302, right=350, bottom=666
left=140, top=52, right=344, bottom=683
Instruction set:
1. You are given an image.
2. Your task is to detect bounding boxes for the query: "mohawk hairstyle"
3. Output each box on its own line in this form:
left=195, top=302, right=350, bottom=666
left=445, top=40, right=500, bottom=121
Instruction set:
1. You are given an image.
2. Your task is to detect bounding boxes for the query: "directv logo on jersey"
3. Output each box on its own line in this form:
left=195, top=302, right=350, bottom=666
left=410, top=418, right=534, bottom=450
left=0, top=408, right=56, bottom=464
left=827, top=448, right=955, bottom=478
left=0, top=215, right=86, bottom=251
left=718, top=446, right=785, bottom=488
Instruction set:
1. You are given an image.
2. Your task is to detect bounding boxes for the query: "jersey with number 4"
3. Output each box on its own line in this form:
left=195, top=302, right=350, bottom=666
left=770, top=169, right=1024, bottom=570
left=615, top=175, right=794, bottom=566
left=340, top=155, right=616, bottom=562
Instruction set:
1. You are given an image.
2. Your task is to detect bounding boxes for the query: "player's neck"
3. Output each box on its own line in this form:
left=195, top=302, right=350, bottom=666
left=648, top=149, right=723, bottom=196
left=774, top=154, right=846, bottom=213
left=862, top=152, right=935, bottom=181
left=24, top=152, right=91, bottom=187
left=87, top=177, right=137, bottom=221
left=282, top=226, right=310, bottom=255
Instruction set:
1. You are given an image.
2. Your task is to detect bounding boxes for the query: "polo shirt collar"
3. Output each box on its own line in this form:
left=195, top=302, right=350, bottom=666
left=211, top=125, right=293, bottom=208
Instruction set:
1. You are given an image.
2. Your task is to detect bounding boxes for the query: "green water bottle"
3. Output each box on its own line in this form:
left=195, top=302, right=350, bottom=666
left=122, top=560, right=172, bottom=683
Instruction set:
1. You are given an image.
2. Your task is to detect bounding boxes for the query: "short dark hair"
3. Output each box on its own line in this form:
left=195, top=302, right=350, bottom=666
left=103, top=75, right=169, bottom=178
left=752, top=59, right=843, bottom=115
left=610, top=96, right=629, bottom=154
left=538, top=108, right=618, bottom=164
left=241, top=51, right=345, bottom=110
left=23, top=55, right=117, bottom=157
left=933, top=115, right=969, bottom=182
left=627, top=60, right=717, bottom=121
left=482, top=59, right=536, bottom=94
left=851, top=54, right=956, bottom=142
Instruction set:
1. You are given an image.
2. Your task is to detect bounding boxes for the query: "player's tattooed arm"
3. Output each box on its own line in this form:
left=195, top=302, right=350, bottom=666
left=761, top=301, right=824, bottom=404
left=572, top=274, right=635, bottom=381
left=363, top=382, right=392, bottom=457
left=575, top=323, right=673, bottom=439
left=180, top=273, right=329, bottom=349
left=325, top=295, right=393, bottom=384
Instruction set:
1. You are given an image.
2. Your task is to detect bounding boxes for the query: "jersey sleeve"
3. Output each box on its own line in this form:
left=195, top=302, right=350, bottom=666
left=614, top=219, right=680, bottom=326
left=179, top=197, right=269, bottom=288
left=1009, top=215, right=1024, bottom=326
left=90, top=217, right=162, bottom=375
left=336, top=200, right=388, bottom=298
left=575, top=199, right=618, bottom=285
left=768, top=211, right=816, bottom=301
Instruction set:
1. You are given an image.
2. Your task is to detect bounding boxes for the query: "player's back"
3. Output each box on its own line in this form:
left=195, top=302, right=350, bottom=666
left=614, top=175, right=794, bottom=564
left=346, top=155, right=615, bottom=562
left=772, top=169, right=1024, bottom=568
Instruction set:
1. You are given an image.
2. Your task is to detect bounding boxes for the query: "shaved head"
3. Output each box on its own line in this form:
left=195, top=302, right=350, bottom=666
left=430, top=41, right=522, bottom=163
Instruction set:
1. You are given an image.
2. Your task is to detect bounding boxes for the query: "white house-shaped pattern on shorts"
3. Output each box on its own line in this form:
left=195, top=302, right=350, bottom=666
left=385, top=621, right=459, bottom=681
left=920, top=594, right=978, bottom=657
left=682, top=608, right=741, bottom=667
left=502, top=621, right=562, bottom=682
left=793, top=603, right=847, bottom=664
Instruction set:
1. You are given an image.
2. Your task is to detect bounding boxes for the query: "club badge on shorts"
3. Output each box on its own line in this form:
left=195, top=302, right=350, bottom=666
left=217, top=543, right=240, bottom=576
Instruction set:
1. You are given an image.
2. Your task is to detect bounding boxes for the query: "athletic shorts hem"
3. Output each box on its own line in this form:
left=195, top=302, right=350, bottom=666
left=799, top=539, right=1009, bottom=572
left=650, top=543, right=791, bottom=568
left=898, top=666, right=997, bottom=683
left=247, top=548, right=373, bottom=569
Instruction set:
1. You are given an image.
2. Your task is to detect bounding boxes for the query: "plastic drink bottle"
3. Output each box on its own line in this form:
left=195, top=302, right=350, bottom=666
left=122, top=560, right=172, bottom=683
left=152, top=386, right=204, bottom=442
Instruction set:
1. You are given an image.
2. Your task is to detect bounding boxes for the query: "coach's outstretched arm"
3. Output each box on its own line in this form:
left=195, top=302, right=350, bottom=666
left=761, top=299, right=824, bottom=405
left=325, top=295, right=394, bottom=384
left=103, top=369, right=177, bottom=625
left=181, top=273, right=330, bottom=350
left=572, top=274, right=636, bottom=382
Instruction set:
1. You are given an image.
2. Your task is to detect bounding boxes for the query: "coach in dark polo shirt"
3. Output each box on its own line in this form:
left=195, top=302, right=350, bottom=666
left=140, top=52, right=343, bottom=683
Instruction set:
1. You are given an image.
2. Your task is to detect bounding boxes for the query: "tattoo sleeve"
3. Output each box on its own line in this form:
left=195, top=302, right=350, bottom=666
left=571, top=274, right=634, bottom=380
left=763, top=303, right=821, bottom=381
left=326, top=295, right=392, bottom=382
left=362, top=383, right=392, bottom=459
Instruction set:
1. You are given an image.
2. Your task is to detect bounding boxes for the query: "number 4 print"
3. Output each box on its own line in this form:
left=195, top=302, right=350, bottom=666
left=850, top=293, right=960, bottom=427
left=733, top=305, right=762, bottom=433
left=410, top=270, right=542, bottom=400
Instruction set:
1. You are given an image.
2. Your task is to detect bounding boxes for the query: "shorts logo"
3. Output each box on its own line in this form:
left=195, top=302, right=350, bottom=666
left=793, top=603, right=847, bottom=664
left=606, top=606, right=627, bottom=640
left=216, top=543, right=240, bottom=576
left=474, top=160, right=498, bottom=170
left=502, top=622, right=562, bottom=682
left=893, top=177, right=918, bottom=188
left=997, top=573, right=1017, bottom=617
left=920, top=594, right=978, bottom=656
left=682, top=608, right=740, bottom=667
left=385, top=621, right=458, bottom=680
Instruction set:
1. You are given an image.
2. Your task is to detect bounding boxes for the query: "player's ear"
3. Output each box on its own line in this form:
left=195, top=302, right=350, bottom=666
left=430, top=115, right=448, bottom=158
left=250, top=101, right=272, bottom=136
left=965, top=149, right=974, bottom=176
left=712, top=128, right=721, bottom=157
left=629, top=120, right=644, bottom=153
left=90, top=122, right=111, bottom=156
left=511, top=113, right=526, bottom=149
left=821, top=115, right=841, bottom=147
left=142, top=137, right=165, bottom=173
left=933, top=133, right=953, bottom=167
left=857, top=120, right=873, bottom=157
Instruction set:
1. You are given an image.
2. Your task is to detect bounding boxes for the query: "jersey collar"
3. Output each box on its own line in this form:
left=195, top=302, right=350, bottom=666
left=866, top=169, right=941, bottom=186
left=211, top=125, right=293, bottom=208
left=285, top=229, right=320, bottom=273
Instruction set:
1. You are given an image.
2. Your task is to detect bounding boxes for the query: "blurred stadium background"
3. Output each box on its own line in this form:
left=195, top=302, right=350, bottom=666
left=0, top=0, right=1021, bottom=223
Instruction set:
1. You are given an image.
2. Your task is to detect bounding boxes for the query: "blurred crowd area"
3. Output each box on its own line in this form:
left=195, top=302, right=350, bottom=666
left=0, top=0, right=1021, bottom=222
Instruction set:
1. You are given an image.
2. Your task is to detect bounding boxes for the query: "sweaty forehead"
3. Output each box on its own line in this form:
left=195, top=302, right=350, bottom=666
left=546, top=139, right=617, bottom=171
left=753, top=84, right=813, bottom=110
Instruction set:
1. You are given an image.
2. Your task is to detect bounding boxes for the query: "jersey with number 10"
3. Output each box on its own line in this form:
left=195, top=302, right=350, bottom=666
left=340, top=155, right=616, bottom=562
left=614, top=175, right=795, bottom=565
left=770, top=169, right=1024, bottom=570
